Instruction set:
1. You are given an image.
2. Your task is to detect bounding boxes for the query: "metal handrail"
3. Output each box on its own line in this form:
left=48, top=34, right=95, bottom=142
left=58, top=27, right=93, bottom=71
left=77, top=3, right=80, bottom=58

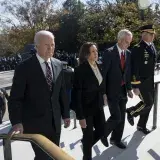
left=0, top=133, right=75, bottom=160
left=152, top=78, right=160, bottom=129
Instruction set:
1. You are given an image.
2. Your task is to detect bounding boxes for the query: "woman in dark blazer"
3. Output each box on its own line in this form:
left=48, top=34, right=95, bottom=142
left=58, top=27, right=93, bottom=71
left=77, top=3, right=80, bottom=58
left=73, top=42, right=107, bottom=160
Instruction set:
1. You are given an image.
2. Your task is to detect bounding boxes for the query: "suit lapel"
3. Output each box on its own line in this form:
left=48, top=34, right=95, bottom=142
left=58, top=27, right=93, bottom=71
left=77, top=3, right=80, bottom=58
left=124, top=50, right=128, bottom=70
left=96, top=62, right=103, bottom=85
left=51, top=58, right=58, bottom=83
left=125, top=50, right=128, bottom=62
left=33, top=55, right=51, bottom=92
left=150, top=43, right=157, bottom=58
left=114, top=45, right=122, bottom=71
left=85, top=61, right=99, bottom=86
left=152, top=44, right=157, bottom=55
left=96, top=62, right=102, bottom=75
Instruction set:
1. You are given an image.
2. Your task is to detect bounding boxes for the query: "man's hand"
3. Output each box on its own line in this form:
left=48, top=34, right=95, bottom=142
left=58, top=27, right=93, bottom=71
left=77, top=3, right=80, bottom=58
left=63, top=118, right=70, bottom=128
left=8, top=123, right=23, bottom=135
left=133, top=88, right=140, bottom=96
left=128, top=90, right=133, bottom=98
left=103, top=94, right=108, bottom=106
left=79, top=119, right=87, bottom=128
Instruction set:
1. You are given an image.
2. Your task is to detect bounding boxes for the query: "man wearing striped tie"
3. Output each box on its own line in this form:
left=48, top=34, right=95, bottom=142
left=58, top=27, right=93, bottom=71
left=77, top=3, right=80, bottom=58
left=8, top=30, right=70, bottom=160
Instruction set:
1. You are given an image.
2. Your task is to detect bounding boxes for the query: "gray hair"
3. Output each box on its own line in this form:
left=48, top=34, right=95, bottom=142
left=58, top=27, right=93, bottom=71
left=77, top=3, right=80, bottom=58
left=117, top=29, right=133, bottom=40
left=34, top=30, right=55, bottom=45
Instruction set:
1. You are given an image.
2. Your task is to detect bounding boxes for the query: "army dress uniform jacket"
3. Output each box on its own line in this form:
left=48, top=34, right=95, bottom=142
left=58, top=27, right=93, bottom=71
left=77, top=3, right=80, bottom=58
left=131, top=40, right=157, bottom=87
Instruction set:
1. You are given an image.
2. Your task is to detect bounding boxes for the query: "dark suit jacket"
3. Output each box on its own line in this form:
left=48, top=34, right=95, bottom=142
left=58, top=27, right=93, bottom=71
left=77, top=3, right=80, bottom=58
left=102, top=45, right=132, bottom=99
left=73, top=61, right=105, bottom=120
left=8, top=55, right=69, bottom=134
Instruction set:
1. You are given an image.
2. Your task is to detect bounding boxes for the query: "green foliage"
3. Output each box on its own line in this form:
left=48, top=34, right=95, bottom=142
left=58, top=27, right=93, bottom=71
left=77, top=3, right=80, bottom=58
left=78, top=2, right=154, bottom=45
left=55, top=0, right=85, bottom=52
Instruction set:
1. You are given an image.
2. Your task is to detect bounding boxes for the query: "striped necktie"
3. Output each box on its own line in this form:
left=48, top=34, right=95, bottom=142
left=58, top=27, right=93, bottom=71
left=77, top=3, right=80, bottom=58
left=45, top=62, right=53, bottom=91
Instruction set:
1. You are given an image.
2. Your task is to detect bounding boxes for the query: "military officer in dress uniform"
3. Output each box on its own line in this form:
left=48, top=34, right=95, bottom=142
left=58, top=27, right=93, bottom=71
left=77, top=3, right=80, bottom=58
left=126, top=25, right=157, bottom=134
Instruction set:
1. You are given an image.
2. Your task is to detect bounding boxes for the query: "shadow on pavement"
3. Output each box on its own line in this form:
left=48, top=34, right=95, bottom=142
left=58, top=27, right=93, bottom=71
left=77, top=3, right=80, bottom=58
left=92, top=131, right=144, bottom=160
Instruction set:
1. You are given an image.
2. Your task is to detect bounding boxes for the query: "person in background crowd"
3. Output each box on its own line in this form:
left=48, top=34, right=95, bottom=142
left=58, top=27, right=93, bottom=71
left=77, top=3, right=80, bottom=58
left=126, top=25, right=157, bottom=135
left=101, top=29, right=133, bottom=149
left=0, top=88, right=8, bottom=124
left=62, top=62, right=74, bottom=107
left=0, top=55, right=22, bottom=71
left=73, top=42, right=107, bottom=160
left=8, top=30, right=70, bottom=160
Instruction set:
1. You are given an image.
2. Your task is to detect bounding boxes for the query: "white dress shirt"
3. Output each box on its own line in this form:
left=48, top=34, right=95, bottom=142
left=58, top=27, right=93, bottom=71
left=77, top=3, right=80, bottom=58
left=144, top=41, right=152, bottom=46
left=36, top=53, right=53, bottom=78
left=89, top=62, right=103, bottom=85
left=117, top=44, right=125, bottom=59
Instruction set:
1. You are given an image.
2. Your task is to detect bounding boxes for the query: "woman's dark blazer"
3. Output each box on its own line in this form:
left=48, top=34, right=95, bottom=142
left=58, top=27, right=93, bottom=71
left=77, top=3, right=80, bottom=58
left=73, top=61, right=105, bottom=120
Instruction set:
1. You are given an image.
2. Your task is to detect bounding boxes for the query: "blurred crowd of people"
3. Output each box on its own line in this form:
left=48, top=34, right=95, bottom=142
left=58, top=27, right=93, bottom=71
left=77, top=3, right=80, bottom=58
left=54, top=51, right=78, bottom=68
left=0, top=51, right=78, bottom=71
left=0, top=54, right=22, bottom=71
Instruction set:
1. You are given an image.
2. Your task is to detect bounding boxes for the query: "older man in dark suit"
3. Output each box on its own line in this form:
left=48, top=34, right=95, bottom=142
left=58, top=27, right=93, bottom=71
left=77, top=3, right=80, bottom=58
left=101, top=29, right=133, bottom=149
left=8, top=31, right=70, bottom=160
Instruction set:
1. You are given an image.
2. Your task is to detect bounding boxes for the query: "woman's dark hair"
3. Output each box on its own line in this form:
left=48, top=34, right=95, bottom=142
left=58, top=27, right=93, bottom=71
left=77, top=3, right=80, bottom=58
left=79, top=42, right=97, bottom=65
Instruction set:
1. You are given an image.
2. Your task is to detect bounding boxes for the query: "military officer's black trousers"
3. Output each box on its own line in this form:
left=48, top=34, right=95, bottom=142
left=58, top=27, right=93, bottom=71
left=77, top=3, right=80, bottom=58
left=129, top=77, right=154, bottom=128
